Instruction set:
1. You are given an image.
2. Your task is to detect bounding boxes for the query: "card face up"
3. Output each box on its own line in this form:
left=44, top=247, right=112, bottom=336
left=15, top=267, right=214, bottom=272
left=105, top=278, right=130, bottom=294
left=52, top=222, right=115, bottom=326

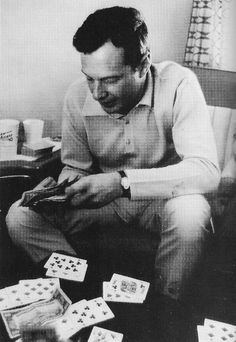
left=88, top=326, right=123, bottom=342
left=103, top=273, right=150, bottom=304
left=44, top=253, right=88, bottom=282
left=197, top=319, right=236, bottom=342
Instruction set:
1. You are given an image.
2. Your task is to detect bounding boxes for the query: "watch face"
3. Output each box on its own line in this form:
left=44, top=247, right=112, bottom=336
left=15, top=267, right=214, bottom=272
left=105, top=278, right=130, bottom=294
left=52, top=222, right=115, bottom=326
left=121, top=177, right=130, bottom=190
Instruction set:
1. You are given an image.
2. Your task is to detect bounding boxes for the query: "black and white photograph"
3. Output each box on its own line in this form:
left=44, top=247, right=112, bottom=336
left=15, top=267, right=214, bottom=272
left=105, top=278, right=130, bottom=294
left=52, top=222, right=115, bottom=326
left=0, top=1, right=236, bottom=341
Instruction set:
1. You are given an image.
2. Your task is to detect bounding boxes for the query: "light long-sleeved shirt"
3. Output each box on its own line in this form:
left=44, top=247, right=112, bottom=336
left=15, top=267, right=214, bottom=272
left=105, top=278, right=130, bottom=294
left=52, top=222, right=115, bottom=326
left=60, top=61, right=220, bottom=199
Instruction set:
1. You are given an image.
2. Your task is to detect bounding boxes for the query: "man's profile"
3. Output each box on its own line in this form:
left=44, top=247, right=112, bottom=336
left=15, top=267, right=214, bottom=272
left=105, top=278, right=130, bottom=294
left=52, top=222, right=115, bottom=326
left=6, top=6, right=220, bottom=301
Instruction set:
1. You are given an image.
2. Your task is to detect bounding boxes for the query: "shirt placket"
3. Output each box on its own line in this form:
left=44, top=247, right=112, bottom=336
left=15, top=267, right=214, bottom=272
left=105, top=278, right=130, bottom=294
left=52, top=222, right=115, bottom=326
left=124, top=115, right=134, bottom=154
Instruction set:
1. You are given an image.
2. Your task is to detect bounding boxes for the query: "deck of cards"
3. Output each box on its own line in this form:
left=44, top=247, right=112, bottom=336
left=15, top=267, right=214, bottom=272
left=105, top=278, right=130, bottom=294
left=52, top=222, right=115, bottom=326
left=103, top=273, right=150, bottom=303
left=197, top=318, right=236, bottom=341
left=0, top=278, right=60, bottom=311
left=44, top=252, right=88, bottom=282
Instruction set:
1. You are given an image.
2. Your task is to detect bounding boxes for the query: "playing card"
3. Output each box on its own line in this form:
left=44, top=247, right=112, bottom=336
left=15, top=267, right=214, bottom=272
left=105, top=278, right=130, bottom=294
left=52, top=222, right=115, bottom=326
left=68, top=297, right=114, bottom=331
left=19, top=278, right=60, bottom=303
left=5, top=284, right=25, bottom=308
left=44, top=252, right=87, bottom=268
left=87, top=297, right=115, bottom=324
left=0, top=287, right=10, bottom=310
left=203, top=319, right=236, bottom=341
left=109, top=274, right=150, bottom=302
left=46, top=262, right=88, bottom=282
left=197, top=325, right=211, bottom=342
left=64, top=299, right=89, bottom=334
left=88, top=326, right=123, bottom=342
left=103, top=282, right=143, bottom=303
left=44, top=252, right=87, bottom=282
left=48, top=313, right=76, bottom=340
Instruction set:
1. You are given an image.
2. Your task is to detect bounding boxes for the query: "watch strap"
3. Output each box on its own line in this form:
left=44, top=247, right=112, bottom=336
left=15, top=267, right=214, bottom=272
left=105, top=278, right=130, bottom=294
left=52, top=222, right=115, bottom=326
left=118, top=170, right=131, bottom=199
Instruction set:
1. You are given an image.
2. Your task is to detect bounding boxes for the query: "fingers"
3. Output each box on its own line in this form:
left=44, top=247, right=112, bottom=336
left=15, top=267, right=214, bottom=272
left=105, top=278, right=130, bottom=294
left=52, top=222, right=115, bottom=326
left=65, top=179, right=85, bottom=197
left=70, top=193, right=87, bottom=207
left=65, top=178, right=90, bottom=207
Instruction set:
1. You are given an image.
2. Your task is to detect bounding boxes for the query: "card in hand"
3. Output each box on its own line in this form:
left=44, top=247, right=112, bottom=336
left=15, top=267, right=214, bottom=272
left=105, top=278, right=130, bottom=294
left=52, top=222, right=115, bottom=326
left=88, top=326, right=123, bottom=342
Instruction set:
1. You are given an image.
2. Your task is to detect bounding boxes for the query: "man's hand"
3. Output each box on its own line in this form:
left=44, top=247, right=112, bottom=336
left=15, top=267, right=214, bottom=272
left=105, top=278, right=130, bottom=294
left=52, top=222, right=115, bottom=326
left=65, top=172, right=123, bottom=208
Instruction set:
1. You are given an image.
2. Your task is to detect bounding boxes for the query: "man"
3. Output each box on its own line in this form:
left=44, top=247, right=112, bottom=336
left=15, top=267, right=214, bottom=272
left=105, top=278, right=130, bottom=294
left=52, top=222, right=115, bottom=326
left=6, top=6, right=220, bottom=300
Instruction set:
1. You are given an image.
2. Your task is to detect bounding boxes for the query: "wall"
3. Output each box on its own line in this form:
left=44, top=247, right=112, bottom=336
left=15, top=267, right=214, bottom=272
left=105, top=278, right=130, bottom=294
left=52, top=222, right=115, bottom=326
left=0, top=0, right=192, bottom=136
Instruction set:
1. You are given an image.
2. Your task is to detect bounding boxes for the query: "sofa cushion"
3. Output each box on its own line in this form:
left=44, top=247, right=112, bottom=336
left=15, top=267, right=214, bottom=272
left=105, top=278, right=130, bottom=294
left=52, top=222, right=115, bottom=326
left=209, top=106, right=236, bottom=171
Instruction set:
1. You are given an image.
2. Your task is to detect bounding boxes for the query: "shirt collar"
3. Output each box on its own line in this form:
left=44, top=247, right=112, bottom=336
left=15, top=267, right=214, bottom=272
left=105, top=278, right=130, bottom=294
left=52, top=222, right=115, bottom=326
left=136, top=69, right=153, bottom=108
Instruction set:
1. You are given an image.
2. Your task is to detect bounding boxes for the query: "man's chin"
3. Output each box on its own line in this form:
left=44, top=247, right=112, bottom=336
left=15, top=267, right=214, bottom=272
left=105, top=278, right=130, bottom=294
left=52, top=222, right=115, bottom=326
left=100, top=103, right=119, bottom=114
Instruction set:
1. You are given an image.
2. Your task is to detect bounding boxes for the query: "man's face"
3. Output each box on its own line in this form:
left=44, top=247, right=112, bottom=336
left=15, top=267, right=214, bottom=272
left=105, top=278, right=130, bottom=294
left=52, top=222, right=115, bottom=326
left=81, top=41, right=143, bottom=115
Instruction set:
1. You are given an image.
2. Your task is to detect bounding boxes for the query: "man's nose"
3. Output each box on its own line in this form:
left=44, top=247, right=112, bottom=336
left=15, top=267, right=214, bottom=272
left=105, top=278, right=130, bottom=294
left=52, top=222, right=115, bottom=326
left=92, top=81, right=107, bottom=101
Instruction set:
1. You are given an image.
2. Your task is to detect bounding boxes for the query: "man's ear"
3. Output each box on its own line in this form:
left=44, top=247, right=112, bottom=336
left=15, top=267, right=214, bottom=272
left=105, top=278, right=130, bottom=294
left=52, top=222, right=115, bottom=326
left=138, top=50, right=151, bottom=78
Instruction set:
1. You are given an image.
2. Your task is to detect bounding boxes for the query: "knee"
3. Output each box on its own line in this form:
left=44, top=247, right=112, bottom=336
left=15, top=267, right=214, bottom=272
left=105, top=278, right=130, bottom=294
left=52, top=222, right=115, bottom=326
left=6, top=201, right=30, bottom=245
left=164, top=195, right=211, bottom=243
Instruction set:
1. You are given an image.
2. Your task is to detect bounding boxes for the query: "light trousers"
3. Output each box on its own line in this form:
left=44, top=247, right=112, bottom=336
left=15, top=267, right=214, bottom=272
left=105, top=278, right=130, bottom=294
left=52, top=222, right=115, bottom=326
left=6, top=194, right=211, bottom=299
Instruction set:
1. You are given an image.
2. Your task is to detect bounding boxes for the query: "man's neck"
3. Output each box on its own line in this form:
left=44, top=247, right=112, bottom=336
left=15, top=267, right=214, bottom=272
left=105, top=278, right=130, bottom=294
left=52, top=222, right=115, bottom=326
left=121, top=75, right=148, bottom=116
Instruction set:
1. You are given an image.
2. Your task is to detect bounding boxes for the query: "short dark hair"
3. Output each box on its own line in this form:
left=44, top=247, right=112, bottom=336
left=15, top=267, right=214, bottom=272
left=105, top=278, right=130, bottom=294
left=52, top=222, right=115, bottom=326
left=73, top=6, right=149, bottom=69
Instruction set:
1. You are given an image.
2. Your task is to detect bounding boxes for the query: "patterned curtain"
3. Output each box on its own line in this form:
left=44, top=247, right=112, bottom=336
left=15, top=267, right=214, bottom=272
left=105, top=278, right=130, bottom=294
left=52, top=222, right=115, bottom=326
left=184, top=0, right=235, bottom=70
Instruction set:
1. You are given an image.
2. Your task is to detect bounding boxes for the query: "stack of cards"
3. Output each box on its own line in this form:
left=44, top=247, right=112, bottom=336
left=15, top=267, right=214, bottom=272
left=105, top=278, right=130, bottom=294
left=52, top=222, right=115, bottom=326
left=44, top=252, right=88, bottom=282
left=88, top=326, right=123, bottom=342
left=197, top=318, right=236, bottom=341
left=103, top=273, right=150, bottom=303
left=0, top=278, right=60, bottom=311
left=51, top=297, right=115, bottom=340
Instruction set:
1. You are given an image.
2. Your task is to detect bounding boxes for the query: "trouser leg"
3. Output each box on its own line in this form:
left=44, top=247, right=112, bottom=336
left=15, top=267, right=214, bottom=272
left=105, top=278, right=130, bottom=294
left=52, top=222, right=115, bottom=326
left=6, top=200, right=123, bottom=263
left=6, top=201, right=76, bottom=262
left=155, top=194, right=211, bottom=299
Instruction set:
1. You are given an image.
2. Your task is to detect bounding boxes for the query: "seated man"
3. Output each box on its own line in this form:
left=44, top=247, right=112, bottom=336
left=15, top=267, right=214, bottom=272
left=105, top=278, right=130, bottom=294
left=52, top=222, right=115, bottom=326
left=6, top=6, right=220, bottom=300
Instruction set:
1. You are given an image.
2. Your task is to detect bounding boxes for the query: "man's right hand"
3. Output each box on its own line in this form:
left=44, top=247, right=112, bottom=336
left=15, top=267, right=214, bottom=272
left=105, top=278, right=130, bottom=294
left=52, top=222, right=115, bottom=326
left=65, top=172, right=123, bottom=208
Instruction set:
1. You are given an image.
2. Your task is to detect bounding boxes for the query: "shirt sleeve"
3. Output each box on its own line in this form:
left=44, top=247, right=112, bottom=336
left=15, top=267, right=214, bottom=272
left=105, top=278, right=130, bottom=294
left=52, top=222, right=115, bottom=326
left=125, top=73, right=221, bottom=199
left=58, top=87, right=94, bottom=183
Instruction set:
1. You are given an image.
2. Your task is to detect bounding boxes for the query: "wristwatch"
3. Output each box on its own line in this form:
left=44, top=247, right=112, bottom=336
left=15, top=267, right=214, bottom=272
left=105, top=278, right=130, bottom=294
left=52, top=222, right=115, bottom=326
left=118, top=170, right=131, bottom=199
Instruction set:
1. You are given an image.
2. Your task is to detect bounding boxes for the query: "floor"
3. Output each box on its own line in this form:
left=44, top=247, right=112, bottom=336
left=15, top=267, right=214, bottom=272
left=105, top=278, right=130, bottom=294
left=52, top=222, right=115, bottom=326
left=0, top=225, right=236, bottom=342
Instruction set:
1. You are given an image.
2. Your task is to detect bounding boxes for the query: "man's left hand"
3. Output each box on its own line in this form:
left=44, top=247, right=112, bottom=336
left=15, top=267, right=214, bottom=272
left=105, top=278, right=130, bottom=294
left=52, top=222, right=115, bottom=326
left=65, top=172, right=123, bottom=208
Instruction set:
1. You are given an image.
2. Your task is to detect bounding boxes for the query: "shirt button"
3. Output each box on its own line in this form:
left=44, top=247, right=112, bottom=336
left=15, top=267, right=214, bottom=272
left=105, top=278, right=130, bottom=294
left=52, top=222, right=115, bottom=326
left=126, top=139, right=131, bottom=145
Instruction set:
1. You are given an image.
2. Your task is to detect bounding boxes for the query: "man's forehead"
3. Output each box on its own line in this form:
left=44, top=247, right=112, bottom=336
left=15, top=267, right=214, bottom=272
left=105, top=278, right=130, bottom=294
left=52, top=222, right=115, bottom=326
left=81, top=41, right=126, bottom=71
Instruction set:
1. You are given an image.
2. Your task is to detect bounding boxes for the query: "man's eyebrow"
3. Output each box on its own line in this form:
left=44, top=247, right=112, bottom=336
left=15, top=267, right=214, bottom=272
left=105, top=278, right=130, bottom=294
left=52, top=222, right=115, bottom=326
left=81, top=71, right=123, bottom=80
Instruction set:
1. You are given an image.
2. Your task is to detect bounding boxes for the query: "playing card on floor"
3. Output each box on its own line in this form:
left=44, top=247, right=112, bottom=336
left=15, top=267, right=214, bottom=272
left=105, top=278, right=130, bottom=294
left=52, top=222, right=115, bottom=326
left=203, top=319, right=236, bottom=341
left=46, top=262, right=88, bottom=282
left=67, top=298, right=114, bottom=331
left=109, top=274, right=150, bottom=303
left=44, top=252, right=87, bottom=269
left=103, top=282, right=143, bottom=303
left=19, top=278, right=60, bottom=303
left=44, top=252, right=88, bottom=282
left=88, top=326, right=123, bottom=342
left=87, top=297, right=115, bottom=324
left=0, top=287, right=10, bottom=310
